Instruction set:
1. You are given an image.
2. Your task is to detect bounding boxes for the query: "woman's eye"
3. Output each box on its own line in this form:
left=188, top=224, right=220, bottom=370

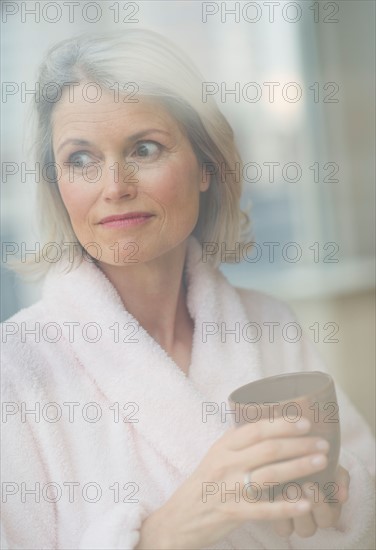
left=131, top=141, right=161, bottom=160
left=67, top=152, right=93, bottom=168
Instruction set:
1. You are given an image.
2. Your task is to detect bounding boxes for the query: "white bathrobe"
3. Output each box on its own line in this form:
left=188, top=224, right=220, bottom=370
left=1, top=235, right=375, bottom=550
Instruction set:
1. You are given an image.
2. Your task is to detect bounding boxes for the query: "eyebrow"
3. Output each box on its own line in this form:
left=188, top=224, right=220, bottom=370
left=56, top=129, right=172, bottom=154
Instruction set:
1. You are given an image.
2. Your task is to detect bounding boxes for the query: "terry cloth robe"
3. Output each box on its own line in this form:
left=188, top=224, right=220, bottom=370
left=1, top=235, right=375, bottom=550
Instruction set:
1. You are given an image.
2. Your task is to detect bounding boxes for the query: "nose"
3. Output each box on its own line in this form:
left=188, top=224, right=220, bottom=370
left=102, top=160, right=139, bottom=201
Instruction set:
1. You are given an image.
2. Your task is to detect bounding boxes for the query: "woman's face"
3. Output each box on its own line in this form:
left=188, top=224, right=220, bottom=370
left=52, top=84, right=210, bottom=266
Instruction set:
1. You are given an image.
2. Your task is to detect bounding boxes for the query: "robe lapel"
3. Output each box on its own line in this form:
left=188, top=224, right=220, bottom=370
left=184, top=237, right=263, bottom=404
left=42, top=236, right=263, bottom=477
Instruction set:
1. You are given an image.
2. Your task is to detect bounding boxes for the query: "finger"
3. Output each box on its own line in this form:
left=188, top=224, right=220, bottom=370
left=313, top=504, right=341, bottom=529
left=227, top=417, right=312, bottom=451
left=250, top=453, right=328, bottom=485
left=239, top=497, right=312, bottom=522
left=292, top=512, right=317, bottom=538
left=335, top=465, right=350, bottom=503
left=302, top=483, right=342, bottom=529
left=273, top=518, right=294, bottom=537
left=236, top=437, right=329, bottom=469
left=272, top=495, right=294, bottom=537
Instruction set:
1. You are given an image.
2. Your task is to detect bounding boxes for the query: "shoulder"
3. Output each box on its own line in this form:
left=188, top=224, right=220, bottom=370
left=232, top=285, right=322, bottom=377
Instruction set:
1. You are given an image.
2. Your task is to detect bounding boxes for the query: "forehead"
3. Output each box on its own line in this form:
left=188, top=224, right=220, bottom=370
left=51, top=84, right=181, bottom=136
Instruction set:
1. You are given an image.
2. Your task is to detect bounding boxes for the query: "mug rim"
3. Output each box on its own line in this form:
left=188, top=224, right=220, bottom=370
left=229, top=370, right=334, bottom=405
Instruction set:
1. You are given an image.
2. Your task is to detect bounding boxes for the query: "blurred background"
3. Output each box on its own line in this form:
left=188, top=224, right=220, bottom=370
left=1, top=1, right=375, bottom=432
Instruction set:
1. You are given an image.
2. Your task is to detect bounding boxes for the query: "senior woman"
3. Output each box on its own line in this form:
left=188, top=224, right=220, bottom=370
left=1, top=30, right=375, bottom=550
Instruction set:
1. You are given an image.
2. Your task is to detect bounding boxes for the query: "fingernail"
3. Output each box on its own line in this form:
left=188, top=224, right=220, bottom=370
left=311, top=454, right=327, bottom=466
left=315, top=439, right=329, bottom=451
left=296, top=418, right=311, bottom=431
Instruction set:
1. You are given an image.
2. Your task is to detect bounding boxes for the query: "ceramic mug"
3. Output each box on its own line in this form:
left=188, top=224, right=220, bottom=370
left=228, top=371, right=341, bottom=500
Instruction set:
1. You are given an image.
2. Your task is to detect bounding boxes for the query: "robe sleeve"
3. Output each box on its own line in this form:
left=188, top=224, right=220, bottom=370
left=1, top=355, right=149, bottom=550
left=1, top=369, right=58, bottom=549
left=77, top=504, right=149, bottom=550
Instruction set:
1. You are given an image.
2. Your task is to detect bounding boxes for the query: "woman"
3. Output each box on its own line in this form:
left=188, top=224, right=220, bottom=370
left=1, top=29, right=374, bottom=550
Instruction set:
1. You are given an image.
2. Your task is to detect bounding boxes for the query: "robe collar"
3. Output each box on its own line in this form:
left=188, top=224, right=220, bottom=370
left=42, top=235, right=263, bottom=476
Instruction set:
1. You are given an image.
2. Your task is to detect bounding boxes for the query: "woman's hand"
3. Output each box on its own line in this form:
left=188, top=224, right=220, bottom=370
left=272, top=465, right=350, bottom=538
left=136, top=417, right=332, bottom=550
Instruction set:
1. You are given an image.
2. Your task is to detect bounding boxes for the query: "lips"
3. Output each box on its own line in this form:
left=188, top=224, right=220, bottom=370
left=99, top=212, right=153, bottom=224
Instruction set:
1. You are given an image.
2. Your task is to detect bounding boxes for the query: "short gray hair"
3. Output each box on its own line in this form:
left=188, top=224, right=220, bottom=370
left=9, top=28, right=251, bottom=279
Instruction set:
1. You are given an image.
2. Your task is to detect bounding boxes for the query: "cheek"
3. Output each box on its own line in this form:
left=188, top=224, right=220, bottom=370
left=146, top=158, right=200, bottom=211
left=57, top=181, right=93, bottom=226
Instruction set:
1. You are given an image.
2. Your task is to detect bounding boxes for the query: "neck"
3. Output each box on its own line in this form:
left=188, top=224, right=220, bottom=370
left=96, top=239, right=192, bottom=353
